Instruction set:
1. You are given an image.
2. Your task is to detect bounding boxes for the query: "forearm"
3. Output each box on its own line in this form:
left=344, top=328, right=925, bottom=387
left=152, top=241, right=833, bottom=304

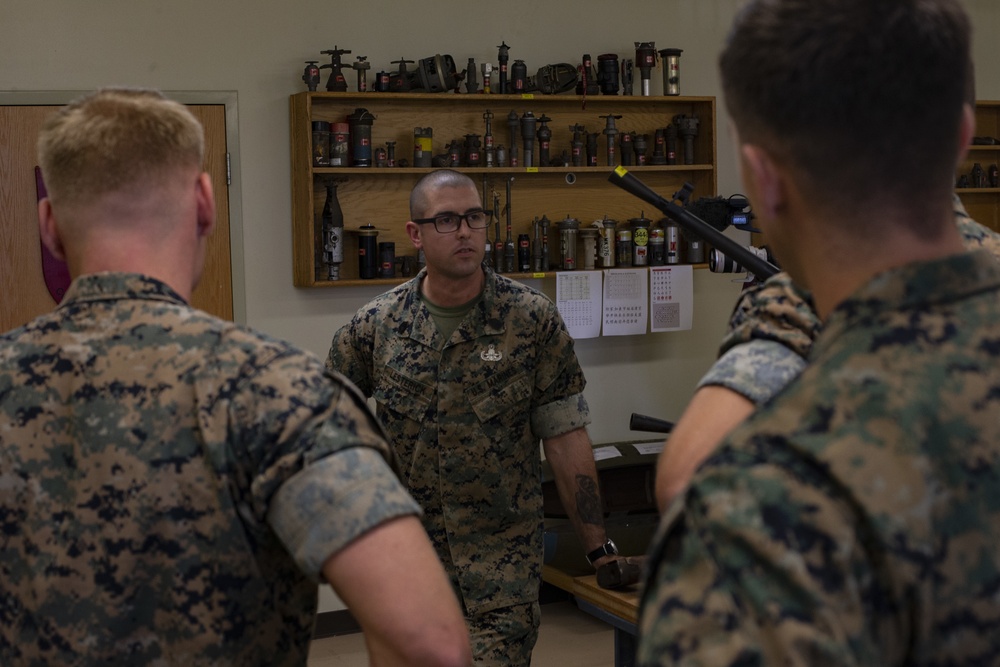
left=322, top=516, right=472, bottom=667
left=542, top=427, right=612, bottom=567
left=655, top=385, right=755, bottom=512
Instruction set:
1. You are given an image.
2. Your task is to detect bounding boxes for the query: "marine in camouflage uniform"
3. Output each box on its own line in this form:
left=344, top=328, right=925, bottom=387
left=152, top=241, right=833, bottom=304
left=699, top=197, right=1000, bottom=406
left=0, top=273, right=420, bottom=666
left=639, top=249, right=1000, bottom=665
left=639, top=0, right=1000, bottom=663
left=328, top=264, right=590, bottom=664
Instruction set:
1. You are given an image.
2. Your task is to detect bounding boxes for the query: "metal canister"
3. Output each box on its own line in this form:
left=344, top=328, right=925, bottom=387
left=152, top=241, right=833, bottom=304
left=330, top=123, right=349, bottom=167
left=665, top=221, right=682, bottom=264
left=629, top=214, right=652, bottom=267
left=649, top=226, right=666, bottom=266
left=311, top=120, right=331, bottom=167
left=358, top=224, right=379, bottom=279
left=557, top=215, right=580, bottom=270
left=596, top=216, right=617, bottom=268
left=347, top=108, right=375, bottom=167
left=616, top=227, right=633, bottom=267
left=378, top=241, right=395, bottom=278
left=579, top=228, right=599, bottom=271
left=414, top=127, right=433, bottom=168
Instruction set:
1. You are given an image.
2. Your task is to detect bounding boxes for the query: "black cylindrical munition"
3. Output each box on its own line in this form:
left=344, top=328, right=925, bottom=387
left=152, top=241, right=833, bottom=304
left=385, top=141, right=396, bottom=167
left=512, top=60, right=528, bottom=93
left=483, top=110, right=495, bottom=149
left=540, top=215, right=551, bottom=270
left=586, top=132, right=599, bottom=167
left=448, top=140, right=461, bottom=167
left=518, top=233, right=530, bottom=271
left=357, top=224, right=378, bottom=279
left=532, top=217, right=544, bottom=271
left=374, top=70, right=390, bottom=92
left=537, top=115, right=552, bottom=166
left=506, top=110, right=519, bottom=167
left=621, top=58, right=634, bottom=95
left=634, top=134, right=648, bottom=166
left=505, top=177, right=516, bottom=273
left=497, top=41, right=510, bottom=94
left=665, top=123, right=678, bottom=165
left=620, top=131, right=634, bottom=167
left=466, top=58, right=478, bottom=93
left=378, top=241, right=395, bottom=278
left=601, top=113, right=622, bottom=167
left=597, top=54, right=620, bottom=95
left=651, top=129, right=666, bottom=165
left=347, top=108, right=375, bottom=167
left=569, top=124, right=586, bottom=167
left=674, top=114, right=700, bottom=165
left=493, top=191, right=503, bottom=273
left=520, top=111, right=537, bottom=168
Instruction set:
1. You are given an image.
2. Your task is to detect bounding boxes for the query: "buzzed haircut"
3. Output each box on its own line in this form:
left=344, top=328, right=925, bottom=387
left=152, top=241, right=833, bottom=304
left=409, top=169, right=478, bottom=220
left=37, top=87, right=205, bottom=211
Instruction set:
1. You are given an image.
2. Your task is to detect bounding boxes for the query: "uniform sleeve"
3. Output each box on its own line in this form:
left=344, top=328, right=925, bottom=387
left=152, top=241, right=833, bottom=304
left=697, top=339, right=808, bottom=405
left=529, top=299, right=591, bottom=439
left=325, top=314, right=375, bottom=397
left=228, top=345, right=418, bottom=579
left=638, top=439, right=876, bottom=667
left=268, top=445, right=420, bottom=581
left=720, top=272, right=820, bottom=361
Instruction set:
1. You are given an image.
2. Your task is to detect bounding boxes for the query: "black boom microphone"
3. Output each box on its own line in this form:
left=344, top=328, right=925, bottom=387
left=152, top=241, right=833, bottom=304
left=607, top=167, right=780, bottom=280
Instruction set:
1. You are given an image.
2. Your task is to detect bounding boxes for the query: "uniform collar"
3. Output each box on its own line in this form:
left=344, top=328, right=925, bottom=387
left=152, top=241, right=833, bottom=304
left=59, top=272, right=188, bottom=308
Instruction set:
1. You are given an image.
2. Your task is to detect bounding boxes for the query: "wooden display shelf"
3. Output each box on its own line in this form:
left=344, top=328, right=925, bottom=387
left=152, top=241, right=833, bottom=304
left=291, top=92, right=718, bottom=287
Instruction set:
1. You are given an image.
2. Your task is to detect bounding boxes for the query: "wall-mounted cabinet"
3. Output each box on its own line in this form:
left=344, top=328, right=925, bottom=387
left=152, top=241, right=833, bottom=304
left=290, top=92, right=717, bottom=287
left=957, top=101, right=1000, bottom=231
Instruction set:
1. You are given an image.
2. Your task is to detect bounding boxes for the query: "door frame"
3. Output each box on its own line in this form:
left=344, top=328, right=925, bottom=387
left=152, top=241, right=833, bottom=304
left=0, top=90, right=247, bottom=325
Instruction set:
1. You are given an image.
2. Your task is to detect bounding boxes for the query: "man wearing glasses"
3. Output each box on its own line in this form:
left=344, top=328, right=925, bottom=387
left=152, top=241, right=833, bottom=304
left=327, top=169, right=616, bottom=666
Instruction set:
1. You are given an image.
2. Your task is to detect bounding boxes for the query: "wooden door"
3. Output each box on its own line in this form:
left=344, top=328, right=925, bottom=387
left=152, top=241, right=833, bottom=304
left=0, top=103, right=233, bottom=331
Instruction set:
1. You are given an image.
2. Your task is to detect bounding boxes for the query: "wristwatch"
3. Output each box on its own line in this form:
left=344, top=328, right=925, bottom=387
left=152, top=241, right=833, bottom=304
left=586, top=539, right=619, bottom=566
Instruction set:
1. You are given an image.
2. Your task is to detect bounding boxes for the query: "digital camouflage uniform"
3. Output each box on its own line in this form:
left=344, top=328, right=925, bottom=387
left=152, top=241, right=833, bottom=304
left=0, top=273, right=420, bottom=667
left=639, top=209, right=1000, bottom=663
left=698, top=197, right=1000, bottom=404
left=327, top=266, right=590, bottom=665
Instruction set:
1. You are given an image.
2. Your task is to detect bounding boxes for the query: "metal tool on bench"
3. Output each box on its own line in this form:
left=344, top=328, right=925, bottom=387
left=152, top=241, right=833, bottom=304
left=596, top=555, right=647, bottom=590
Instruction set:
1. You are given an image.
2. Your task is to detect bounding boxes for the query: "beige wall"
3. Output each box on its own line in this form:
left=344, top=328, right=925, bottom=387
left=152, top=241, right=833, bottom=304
left=5, top=0, right=999, bottom=614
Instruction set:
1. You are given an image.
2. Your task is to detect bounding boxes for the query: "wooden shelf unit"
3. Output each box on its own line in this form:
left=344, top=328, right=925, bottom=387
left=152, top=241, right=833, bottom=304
left=290, top=92, right=717, bottom=287
left=957, top=101, right=1000, bottom=231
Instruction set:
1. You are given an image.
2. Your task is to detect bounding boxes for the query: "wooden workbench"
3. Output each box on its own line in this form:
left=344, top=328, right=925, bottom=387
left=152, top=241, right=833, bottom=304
left=542, top=565, right=641, bottom=666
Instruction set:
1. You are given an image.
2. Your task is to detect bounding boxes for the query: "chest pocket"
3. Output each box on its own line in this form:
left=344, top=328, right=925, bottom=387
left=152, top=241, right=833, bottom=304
left=467, top=369, right=532, bottom=424
left=372, top=363, right=433, bottom=422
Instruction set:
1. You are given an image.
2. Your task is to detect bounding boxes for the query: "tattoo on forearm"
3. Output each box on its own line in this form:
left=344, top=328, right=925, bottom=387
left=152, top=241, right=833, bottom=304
left=575, top=474, right=603, bottom=526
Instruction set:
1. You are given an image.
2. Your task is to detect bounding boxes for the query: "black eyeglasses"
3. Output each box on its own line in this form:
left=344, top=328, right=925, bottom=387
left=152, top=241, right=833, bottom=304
left=412, top=209, right=490, bottom=233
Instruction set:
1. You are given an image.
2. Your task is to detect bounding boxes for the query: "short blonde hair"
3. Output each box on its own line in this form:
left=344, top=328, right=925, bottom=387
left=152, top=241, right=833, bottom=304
left=37, top=87, right=204, bottom=210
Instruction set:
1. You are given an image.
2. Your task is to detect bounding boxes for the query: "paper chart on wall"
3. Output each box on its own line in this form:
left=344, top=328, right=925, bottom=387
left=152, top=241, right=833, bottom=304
left=649, top=265, right=694, bottom=332
left=556, top=270, right=603, bottom=339
left=602, top=268, right=648, bottom=336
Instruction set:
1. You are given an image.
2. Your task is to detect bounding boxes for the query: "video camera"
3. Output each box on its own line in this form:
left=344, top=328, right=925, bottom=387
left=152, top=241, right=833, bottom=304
left=685, top=194, right=756, bottom=232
